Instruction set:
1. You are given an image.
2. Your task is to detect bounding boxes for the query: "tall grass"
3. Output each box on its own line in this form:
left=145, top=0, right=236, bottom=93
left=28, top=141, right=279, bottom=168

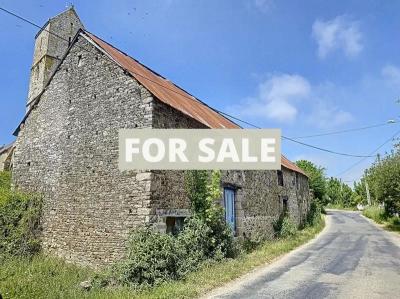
left=0, top=217, right=325, bottom=299
left=363, top=206, right=400, bottom=233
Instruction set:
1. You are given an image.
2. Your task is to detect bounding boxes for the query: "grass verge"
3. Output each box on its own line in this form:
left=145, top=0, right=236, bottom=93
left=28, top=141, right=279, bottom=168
left=363, top=206, right=400, bottom=233
left=0, top=217, right=324, bottom=299
left=325, top=204, right=356, bottom=211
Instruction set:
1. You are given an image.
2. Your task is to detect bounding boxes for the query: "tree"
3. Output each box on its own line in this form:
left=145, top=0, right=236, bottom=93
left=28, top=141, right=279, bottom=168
left=341, top=184, right=354, bottom=207
left=362, top=148, right=400, bottom=216
left=296, top=160, right=327, bottom=205
left=326, top=177, right=342, bottom=206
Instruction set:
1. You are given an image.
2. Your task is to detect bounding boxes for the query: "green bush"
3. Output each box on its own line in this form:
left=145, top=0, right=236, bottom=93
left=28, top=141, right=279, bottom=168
left=113, top=216, right=235, bottom=288
left=387, top=217, right=400, bottom=232
left=0, top=171, right=42, bottom=257
left=185, top=170, right=236, bottom=259
left=306, top=201, right=322, bottom=227
left=0, top=170, right=11, bottom=190
left=363, top=205, right=400, bottom=232
left=114, top=227, right=181, bottom=287
left=110, top=170, right=237, bottom=288
left=274, top=215, right=297, bottom=238
left=362, top=206, right=386, bottom=224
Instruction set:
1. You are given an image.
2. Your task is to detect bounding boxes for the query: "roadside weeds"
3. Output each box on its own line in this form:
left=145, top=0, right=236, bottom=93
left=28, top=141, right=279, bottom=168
left=0, top=217, right=325, bottom=299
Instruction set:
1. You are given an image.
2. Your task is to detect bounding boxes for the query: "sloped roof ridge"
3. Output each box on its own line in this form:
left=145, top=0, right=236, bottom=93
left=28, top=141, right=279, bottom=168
left=84, top=31, right=306, bottom=176
left=14, top=28, right=306, bottom=176
left=83, top=30, right=239, bottom=129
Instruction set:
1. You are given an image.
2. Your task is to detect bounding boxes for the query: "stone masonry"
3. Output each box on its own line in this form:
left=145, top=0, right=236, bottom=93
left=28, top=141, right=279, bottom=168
left=12, top=9, right=311, bottom=267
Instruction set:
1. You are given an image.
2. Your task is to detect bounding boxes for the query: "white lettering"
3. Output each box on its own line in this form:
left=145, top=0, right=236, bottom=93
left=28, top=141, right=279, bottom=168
left=217, top=138, right=240, bottom=162
left=125, top=138, right=140, bottom=162
left=242, top=138, right=258, bottom=162
left=261, top=138, right=276, bottom=162
left=143, top=138, right=165, bottom=162
left=169, top=138, right=188, bottom=162
left=199, top=138, right=215, bottom=162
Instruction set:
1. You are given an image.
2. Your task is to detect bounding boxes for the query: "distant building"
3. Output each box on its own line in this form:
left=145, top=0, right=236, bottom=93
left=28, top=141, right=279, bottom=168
left=0, top=142, right=14, bottom=171
left=12, top=8, right=311, bottom=267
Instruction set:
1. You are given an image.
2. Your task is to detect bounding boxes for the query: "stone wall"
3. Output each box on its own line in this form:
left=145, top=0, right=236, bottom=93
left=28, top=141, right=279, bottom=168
left=14, top=31, right=310, bottom=267
left=28, top=8, right=83, bottom=107
left=0, top=146, right=14, bottom=171
left=13, top=36, right=154, bottom=267
left=149, top=99, right=310, bottom=239
left=150, top=100, right=208, bottom=231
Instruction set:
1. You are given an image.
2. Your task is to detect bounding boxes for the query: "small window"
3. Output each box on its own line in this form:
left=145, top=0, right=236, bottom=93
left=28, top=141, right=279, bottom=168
left=277, top=170, right=284, bottom=186
left=296, top=173, right=300, bottom=190
left=282, top=196, right=289, bottom=213
left=77, top=55, right=83, bottom=67
left=224, top=187, right=236, bottom=233
left=166, top=217, right=185, bottom=235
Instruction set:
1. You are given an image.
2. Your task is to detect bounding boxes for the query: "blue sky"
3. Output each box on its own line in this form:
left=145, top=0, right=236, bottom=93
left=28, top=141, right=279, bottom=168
left=1, top=0, right=400, bottom=184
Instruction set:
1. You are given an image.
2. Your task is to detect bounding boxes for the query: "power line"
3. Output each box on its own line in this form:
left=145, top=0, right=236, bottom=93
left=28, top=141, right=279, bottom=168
left=0, top=6, right=382, bottom=159
left=282, top=136, right=374, bottom=158
left=289, top=121, right=398, bottom=139
left=0, top=7, right=43, bottom=29
left=335, top=129, right=400, bottom=177
left=0, top=7, right=69, bottom=44
left=217, top=111, right=374, bottom=158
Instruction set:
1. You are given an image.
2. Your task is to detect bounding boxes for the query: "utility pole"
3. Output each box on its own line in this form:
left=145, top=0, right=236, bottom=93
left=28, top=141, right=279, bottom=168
left=365, top=180, right=371, bottom=206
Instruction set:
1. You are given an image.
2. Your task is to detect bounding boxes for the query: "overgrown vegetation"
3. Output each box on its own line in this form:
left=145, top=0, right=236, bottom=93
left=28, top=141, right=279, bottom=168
left=0, top=217, right=325, bottom=299
left=0, top=171, right=42, bottom=258
left=111, top=217, right=230, bottom=289
left=105, top=170, right=236, bottom=289
left=295, top=160, right=328, bottom=205
left=356, top=144, right=400, bottom=230
left=185, top=170, right=236, bottom=258
left=297, top=141, right=400, bottom=215
left=306, top=201, right=322, bottom=227
left=363, top=206, right=400, bottom=233
left=0, top=169, right=325, bottom=298
left=361, top=147, right=400, bottom=216
left=296, top=160, right=366, bottom=209
left=274, top=215, right=297, bottom=238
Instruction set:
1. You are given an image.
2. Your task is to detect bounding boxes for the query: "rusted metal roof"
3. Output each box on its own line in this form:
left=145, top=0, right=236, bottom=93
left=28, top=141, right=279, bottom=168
left=85, top=32, right=238, bottom=129
left=84, top=31, right=306, bottom=176
left=281, top=155, right=307, bottom=176
left=14, top=29, right=306, bottom=176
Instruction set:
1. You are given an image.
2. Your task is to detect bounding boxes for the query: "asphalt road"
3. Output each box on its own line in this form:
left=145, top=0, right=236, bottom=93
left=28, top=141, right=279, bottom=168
left=207, top=210, right=400, bottom=299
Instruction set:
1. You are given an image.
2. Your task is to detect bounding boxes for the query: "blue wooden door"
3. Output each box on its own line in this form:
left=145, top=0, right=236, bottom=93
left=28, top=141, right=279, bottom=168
left=224, top=188, right=235, bottom=232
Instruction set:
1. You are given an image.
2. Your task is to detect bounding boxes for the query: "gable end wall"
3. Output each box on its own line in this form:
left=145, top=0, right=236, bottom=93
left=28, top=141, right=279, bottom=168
left=13, top=36, right=154, bottom=267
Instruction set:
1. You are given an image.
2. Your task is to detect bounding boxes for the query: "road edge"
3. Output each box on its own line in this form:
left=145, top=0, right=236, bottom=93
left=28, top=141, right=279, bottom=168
left=360, top=213, right=400, bottom=245
left=203, top=214, right=332, bottom=299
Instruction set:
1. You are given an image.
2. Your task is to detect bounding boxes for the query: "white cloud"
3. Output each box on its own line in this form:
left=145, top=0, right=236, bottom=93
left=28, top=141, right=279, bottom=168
left=228, top=73, right=353, bottom=127
left=254, top=0, right=274, bottom=13
left=308, top=101, right=354, bottom=129
left=382, top=64, right=400, bottom=87
left=312, top=15, right=363, bottom=59
left=230, top=74, right=311, bottom=123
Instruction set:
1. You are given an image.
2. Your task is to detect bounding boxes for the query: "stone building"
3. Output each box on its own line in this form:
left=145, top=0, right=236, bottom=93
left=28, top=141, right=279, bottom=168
left=0, top=142, right=14, bottom=171
left=12, top=8, right=310, bottom=267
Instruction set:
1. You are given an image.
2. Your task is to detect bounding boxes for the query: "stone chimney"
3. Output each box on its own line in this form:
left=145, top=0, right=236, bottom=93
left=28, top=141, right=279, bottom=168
left=26, top=6, right=84, bottom=110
